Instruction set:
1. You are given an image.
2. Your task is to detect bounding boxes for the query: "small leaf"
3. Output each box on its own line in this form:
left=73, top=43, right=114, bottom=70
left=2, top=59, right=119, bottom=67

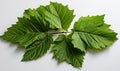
left=52, top=35, right=85, bottom=67
left=72, top=32, right=86, bottom=52
left=22, top=34, right=53, bottom=61
left=72, top=15, right=117, bottom=50
left=37, top=2, right=75, bottom=30
left=1, top=16, right=49, bottom=43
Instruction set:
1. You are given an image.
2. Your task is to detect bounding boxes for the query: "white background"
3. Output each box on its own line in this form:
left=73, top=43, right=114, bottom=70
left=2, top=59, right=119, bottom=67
left=0, top=0, right=120, bottom=71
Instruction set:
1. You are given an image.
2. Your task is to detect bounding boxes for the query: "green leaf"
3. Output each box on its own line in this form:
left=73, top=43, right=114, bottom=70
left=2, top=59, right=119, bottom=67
left=1, top=16, right=49, bottom=43
left=52, top=35, right=85, bottom=67
left=37, top=2, right=75, bottom=30
left=1, top=9, right=53, bottom=61
left=72, top=32, right=86, bottom=52
left=22, top=34, right=53, bottom=61
left=72, top=15, right=117, bottom=50
left=23, top=9, right=50, bottom=32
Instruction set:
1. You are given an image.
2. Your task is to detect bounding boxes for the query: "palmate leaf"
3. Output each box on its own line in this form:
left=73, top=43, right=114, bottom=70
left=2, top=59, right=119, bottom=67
left=52, top=35, right=85, bottom=67
left=1, top=8, right=53, bottom=61
left=37, top=2, right=75, bottom=30
left=72, top=15, right=117, bottom=50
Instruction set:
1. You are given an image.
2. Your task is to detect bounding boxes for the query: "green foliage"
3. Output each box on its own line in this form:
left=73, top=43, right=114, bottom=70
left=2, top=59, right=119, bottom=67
left=22, top=33, right=53, bottom=61
left=52, top=35, right=85, bottom=67
left=0, top=2, right=117, bottom=68
left=72, top=15, right=117, bottom=50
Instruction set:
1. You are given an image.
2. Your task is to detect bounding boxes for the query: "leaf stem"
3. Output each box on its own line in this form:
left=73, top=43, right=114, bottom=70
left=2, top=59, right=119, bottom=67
left=47, top=32, right=71, bottom=34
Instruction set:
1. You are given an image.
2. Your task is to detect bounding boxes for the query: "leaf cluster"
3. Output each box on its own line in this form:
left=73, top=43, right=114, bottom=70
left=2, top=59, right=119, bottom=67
left=0, top=2, right=117, bottom=68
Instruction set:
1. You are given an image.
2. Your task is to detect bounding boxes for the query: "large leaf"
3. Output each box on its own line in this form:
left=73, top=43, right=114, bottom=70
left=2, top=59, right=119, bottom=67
left=72, top=15, right=117, bottom=50
left=0, top=9, right=53, bottom=61
left=51, top=35, right=85, bottom=67
left=37, top=2, right=75, bottom=30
